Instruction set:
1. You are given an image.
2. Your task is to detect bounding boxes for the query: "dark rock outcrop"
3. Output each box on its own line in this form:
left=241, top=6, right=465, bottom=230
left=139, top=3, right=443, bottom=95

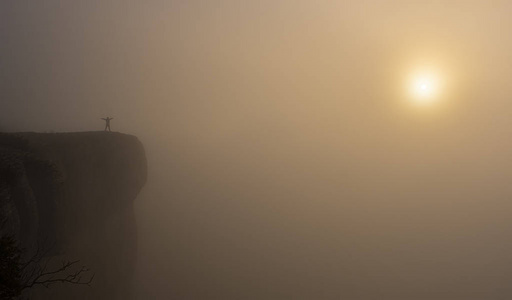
left=0, top=132, right=147, bottom=299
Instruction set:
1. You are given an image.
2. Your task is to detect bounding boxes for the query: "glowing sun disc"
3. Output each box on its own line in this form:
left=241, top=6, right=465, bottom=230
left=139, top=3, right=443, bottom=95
left=407, top=70, right=443, bottom=105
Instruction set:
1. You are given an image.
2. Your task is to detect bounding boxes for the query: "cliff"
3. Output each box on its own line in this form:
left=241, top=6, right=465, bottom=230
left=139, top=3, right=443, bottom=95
left=0, top=132, right=147, bottom=299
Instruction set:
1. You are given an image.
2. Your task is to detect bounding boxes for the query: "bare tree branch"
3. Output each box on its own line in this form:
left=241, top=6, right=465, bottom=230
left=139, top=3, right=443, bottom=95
left=19, top=242, right=94, bottom=291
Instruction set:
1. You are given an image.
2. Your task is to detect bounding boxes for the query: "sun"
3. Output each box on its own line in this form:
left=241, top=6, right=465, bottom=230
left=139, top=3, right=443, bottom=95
left=407, top=69, right=443, bottom=105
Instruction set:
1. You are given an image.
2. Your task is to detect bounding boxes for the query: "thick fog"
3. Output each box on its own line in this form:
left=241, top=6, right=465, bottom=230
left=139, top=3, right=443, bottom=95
left=3, top=1, right=512, bottom=299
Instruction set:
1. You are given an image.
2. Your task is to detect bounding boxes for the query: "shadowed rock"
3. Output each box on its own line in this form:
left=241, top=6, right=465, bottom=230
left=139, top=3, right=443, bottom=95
left=0, top=132, right=147, bottom=299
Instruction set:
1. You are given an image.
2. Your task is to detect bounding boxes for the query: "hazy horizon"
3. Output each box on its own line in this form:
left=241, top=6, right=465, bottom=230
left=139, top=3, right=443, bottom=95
left=3, top=1, right=512, bottom=299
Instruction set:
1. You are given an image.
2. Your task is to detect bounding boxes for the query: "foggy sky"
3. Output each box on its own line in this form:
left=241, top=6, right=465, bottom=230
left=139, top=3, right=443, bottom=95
left=3, top=1, right=512, bottom=299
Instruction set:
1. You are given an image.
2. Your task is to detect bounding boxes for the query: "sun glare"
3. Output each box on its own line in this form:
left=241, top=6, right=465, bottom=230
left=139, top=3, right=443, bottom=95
left=407, top=69, right=443, bottom=105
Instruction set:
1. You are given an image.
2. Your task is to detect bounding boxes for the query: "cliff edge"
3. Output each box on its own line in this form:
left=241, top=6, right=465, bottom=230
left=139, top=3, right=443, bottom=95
left=0, top=132, right=147, bottom=299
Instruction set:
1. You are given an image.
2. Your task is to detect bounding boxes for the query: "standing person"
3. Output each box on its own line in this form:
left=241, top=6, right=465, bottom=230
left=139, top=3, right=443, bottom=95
left=101, top=117, right=113, bottom=132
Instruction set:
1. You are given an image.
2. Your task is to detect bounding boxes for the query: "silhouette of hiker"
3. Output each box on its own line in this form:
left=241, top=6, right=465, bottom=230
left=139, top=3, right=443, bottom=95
left=102, top=117, right=113, bottom=132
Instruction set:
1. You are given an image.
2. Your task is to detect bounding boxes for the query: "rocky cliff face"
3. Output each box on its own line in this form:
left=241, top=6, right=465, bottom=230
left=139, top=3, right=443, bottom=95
left=0, top=132, right=147, bottom=299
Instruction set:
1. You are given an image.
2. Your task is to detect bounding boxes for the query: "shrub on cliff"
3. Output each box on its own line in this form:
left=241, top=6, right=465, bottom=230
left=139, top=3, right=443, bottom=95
left=0, top=234, right=23, bottom=299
